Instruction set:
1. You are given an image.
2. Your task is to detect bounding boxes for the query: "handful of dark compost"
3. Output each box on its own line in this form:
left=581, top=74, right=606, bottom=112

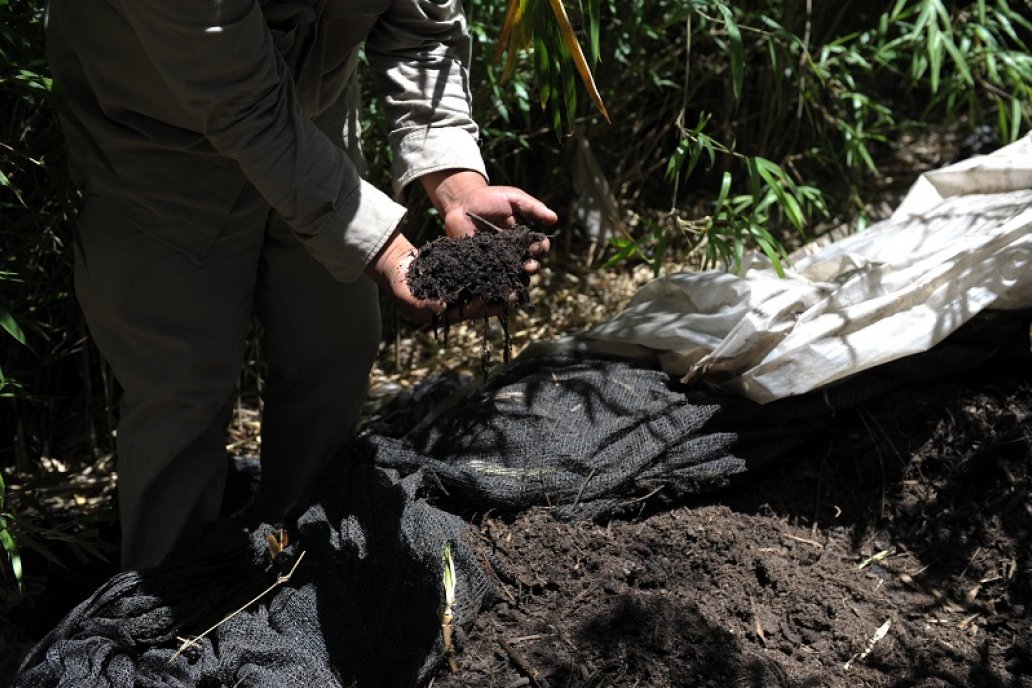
left=406, top=223, right=548, bottom=371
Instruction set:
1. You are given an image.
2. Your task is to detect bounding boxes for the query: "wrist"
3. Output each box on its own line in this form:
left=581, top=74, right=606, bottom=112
left=420, top=169, right=488, bottom=216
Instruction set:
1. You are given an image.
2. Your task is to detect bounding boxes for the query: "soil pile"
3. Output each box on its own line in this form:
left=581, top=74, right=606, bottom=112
left=426, top=331, right=1032, bottom=688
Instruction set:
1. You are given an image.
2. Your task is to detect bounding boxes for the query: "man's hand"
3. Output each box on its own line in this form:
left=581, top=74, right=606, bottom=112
left=365, top=230, right=444, bottom=324
left=421, top=170, right=556, bottom=274
left=367, top=170, right=557, bottom=325
left=364, top=228, right=508, bottom=326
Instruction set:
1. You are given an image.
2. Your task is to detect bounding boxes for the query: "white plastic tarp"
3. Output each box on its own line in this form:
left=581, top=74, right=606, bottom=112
left=535, top=134, right=1032, bottom=403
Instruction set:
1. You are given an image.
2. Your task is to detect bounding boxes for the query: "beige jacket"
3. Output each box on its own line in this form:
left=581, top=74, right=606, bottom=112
left=46, top=0, right=488, bottom=281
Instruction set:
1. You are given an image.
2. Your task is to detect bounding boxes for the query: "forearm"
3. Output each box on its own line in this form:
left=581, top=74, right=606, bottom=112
left=367, top=0, right=488, bottom=196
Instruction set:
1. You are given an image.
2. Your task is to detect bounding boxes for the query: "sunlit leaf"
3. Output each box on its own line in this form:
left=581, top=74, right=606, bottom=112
left=0, top=528, right=23, bottom=591
left=1009, top=95, right=1021, bottom=142
left=0, top=168, right=26, bottom=206
left=716, top=4, right=745, bottom=102
left=546, top=0, right=609, bottom=122
left=0, top=303, right=27, bottom=346
left=754, top=233, right=786, bottom=277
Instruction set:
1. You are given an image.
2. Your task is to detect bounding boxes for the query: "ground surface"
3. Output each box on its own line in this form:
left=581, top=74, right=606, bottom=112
left=4, top=274, right=1031, bottom=688
left=427, top=355, right=1032, bottom=688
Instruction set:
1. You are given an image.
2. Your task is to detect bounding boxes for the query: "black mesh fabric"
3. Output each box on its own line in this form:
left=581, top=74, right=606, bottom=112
left=10, top=464, right=487, bottom=688
left=9, top=310, right=1030, bottom=687
left=369, top=310, right=1032, bottom=519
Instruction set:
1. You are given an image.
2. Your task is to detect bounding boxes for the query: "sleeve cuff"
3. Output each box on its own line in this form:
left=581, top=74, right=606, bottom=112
left=391, top=127, right=488, bottom=197
left=300, top=178, right=408, bottom=282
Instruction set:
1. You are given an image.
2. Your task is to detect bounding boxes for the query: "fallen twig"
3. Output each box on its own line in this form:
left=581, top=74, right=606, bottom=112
left=781, top=533, right=824, bottom=549
left=843, top=619, right=891, bottom=670
left=169, top=550, right=306, bottom=663
left=499, top=637, right=549, bottom=688
left=466, top=211, right=506, bottom=233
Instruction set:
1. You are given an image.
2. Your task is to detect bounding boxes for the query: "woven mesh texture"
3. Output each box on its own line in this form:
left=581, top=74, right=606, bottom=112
left=10, top=464, right=486, bottom=688
left=370, top=310, right=1032, bottom=519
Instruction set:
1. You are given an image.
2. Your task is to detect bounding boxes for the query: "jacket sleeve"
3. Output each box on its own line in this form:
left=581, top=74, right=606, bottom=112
left=115, top=0, right=405, bottom=282
left=365, top=0, right=489, bottom=197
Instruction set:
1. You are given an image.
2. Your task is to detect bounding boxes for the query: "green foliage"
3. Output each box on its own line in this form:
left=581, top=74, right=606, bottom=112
left=0, top=469, right=114, bottom=593
left=595, top=0, right=1031, bottom=272
left=0, top=472, right=24, bottom=591
left=1, top=0, right=105, bottom=472
left=1, top=0, right=116, bottom=588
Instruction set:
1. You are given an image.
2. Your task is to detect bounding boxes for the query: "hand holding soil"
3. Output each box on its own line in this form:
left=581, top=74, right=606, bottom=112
left=406, top=216, right=550, bottom=370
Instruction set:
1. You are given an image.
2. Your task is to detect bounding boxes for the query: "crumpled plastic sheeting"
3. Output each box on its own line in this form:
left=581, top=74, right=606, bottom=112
left=535, top=134, right=1032, bottom=403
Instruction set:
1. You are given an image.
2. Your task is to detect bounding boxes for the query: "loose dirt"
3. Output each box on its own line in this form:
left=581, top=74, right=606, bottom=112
left=426, top=347, right=1032, bottom=688
left=406, top=223, right=548, bottom=370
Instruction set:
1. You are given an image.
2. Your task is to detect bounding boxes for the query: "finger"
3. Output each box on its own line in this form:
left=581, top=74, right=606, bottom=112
left=523, top=259, right=540, bottom=274
left=505, top=189, right=558, bottom=226
left=528, top=237, right=551, bottom=256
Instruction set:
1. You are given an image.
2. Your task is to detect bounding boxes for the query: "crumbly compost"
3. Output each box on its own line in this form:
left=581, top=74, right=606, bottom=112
left=406, top=224, right=548, bottom=371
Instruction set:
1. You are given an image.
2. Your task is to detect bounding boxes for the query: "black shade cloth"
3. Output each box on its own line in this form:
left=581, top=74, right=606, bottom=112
left=10, top=465, right=487, bottom=687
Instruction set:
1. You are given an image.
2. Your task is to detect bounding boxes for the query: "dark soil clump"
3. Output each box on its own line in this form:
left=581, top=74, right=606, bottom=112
left=407, top=224, right=547, bottom=370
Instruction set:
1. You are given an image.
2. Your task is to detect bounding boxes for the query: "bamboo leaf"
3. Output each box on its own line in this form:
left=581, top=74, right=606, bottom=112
left=715, top=171, right=733, bottom=210
left=754, top=233, right=786, bottom=277
left=546, top=0, right=610, bottom=121
left=0, top=168, right=27, bottom=206
left=496, top=0, right=524, bottom=65
left=0, top=303, right=27, bottom=346
left=746, top=156, right=762, bottom=219
left=665, top=139, right=689, bottom=180
left=684, top=139, right=705, bottom=177
left=1010, top=95, right=1022, bottom=142
left=716, top=4, right=745, bottom=101
left=587, top=0, right=600, bottom=67
left=940, top=34, right=973, bottom=86
left=0, top=526, right=23, bottom=592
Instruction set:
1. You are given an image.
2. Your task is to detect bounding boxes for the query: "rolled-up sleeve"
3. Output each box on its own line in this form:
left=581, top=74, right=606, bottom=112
left=117, top=0, right=405, bottom=282
left=365, top=0, right=489, bottom=196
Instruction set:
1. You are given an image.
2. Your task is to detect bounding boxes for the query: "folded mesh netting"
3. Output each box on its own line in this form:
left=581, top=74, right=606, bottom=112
left=11, top=464, right=488, bottom=688
left=368, top=310, right=1032, bottom=519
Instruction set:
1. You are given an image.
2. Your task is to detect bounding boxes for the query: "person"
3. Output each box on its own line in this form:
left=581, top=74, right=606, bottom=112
left=45, top=0, right=556, bottom=570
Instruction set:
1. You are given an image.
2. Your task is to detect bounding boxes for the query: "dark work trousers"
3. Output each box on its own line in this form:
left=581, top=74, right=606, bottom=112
left=74, top=187, right=381, bottom=570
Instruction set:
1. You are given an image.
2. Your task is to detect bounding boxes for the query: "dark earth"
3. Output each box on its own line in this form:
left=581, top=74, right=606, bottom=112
left=407, top=223, right=548, bottom=369
left=422, top=329, right=1032, bottom=688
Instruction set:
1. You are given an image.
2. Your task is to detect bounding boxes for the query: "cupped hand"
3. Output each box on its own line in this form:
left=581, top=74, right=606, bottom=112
left=422, top=170, right=557, bottom=274
left=365, top=229, right=510, bottom=326
left=364, top=230, right=444, bottom=325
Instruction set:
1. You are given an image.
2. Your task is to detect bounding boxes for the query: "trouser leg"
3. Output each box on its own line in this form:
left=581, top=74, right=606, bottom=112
left=254, top=213, right=381, bottom=522
left=74, top=193, right=263, bottom=570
